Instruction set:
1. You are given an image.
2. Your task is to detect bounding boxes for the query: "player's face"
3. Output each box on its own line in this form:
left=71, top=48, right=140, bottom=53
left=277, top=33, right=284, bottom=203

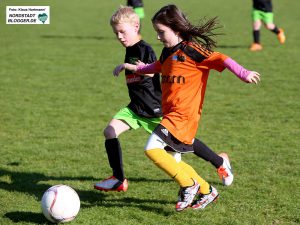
left=153, top=23, right=179, bottom=48
left=112, top=22, right=140, bottom=47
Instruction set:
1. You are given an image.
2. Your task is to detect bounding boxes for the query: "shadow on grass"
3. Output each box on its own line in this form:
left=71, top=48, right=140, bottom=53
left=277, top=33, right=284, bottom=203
left=81, top=196, right=174, bottom=216
left=4, top=212, right=50, bottom=224
left=127, top=177, right=170, bottom=183
left=0, top=168, right=170, bottom=201
left=0, top=167, right=175, bottom=223
left=5, top=198, right=173, bottom=224
left=0, top=167, right=99, bottom=201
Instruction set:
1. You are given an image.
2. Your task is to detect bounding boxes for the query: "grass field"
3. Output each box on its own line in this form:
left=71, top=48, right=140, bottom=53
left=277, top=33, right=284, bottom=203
left=1, top=0, right=299, bottom=224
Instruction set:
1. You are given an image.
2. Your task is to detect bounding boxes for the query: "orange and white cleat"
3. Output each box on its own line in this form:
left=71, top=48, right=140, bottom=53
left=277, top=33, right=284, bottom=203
left=191, top=186, right=219, bottom=209
left=175, top=180, right=200, bottom=212
left=250, top=43, right=263, bottom=51
left=277, top=28, right=286, bottom=44
left=217, top=153, right=234, bottom=186
left=94, top=176, right=128, bottom=192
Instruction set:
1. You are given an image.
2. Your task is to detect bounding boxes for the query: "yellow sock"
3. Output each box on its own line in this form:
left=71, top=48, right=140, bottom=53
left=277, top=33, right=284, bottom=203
left=145, top=148, right=194, bottom=187
left=178, top=161, right=210, bottom=194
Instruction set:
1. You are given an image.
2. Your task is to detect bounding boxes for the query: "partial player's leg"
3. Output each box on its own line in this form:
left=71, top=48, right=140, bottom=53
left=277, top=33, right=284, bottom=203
left=144, top=130, right=217, bottom=211
left=94, top=118, right=130, bottom=192
left=94, top=107, right=146, bottom=192
left=250, top=9, right=263, bottom=51
left=193, top=138, right=233, bottom=186
left=263, top=12, right=285, bottom=44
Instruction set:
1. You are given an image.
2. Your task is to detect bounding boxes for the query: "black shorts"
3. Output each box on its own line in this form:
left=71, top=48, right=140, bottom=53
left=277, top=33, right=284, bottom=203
left=153, top=124, right=194, bottom=154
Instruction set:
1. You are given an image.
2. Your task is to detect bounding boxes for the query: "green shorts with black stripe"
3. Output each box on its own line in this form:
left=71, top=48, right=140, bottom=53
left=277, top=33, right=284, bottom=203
left=252, top=9, right=274, bottom=24
left=113, top=107, right=162, bottom=134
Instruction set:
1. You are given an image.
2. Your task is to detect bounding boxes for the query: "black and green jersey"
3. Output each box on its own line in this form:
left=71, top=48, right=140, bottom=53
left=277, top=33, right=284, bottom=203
left=253, top=0, right=273, bottom=12
left=124, top=40, right=162, bottom=118
left=127, top=0, right=143, bottom=8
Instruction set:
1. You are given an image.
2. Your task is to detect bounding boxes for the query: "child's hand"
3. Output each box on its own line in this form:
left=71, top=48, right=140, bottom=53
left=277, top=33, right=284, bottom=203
left=135, top=60, right=145, bottom=67
left=246, top=71, right=260, bottom=84
left=113, top=63, right=138, bottom=76
left=113, top=64, right=125, bottom=76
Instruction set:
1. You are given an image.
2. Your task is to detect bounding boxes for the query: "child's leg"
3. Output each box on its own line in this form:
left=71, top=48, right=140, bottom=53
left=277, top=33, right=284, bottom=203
left=253, top=20, right=262, bottom=44
left=263, top=12, right=285, bottom=44
left=265, top=23, right=276, bottom=32
left=251, top=9, right=263, bottom=43
left=145, top=132, right=215, bottom=211
left=263, top=11, right=280, bottom=35
left=145, top=132, right=198, bottom=187
left=250, top=19, right=263, bottom=51
left=189, top=138, right=234, bottom=186
left=193, top=138, right=223, bottom=168
left=103, top=119, right=130, bottom=181
left=144, top=133, right=211, bottom=189
left=265, top=22, right=282, bottom=37
left=94, top=118, right=131, bottom=191
left=145, top=148, right=194, bottom=187
left=177, top=160, right=210, bottom=194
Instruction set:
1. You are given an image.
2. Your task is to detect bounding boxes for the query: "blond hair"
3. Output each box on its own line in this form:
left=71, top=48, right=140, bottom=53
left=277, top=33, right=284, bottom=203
left=110, top=6, right=140, bottom=26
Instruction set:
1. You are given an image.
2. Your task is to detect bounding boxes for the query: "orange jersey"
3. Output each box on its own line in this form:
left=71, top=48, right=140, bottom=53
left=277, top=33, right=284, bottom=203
left=157, top=42, right=228, bottom=144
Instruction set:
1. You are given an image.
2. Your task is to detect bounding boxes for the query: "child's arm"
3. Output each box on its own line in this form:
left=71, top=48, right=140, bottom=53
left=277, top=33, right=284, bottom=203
left=113, top=61, right=161, bottom=77
left=224, top=58, right=260, bottom=84
left=113, top=63, right=137, bottom=76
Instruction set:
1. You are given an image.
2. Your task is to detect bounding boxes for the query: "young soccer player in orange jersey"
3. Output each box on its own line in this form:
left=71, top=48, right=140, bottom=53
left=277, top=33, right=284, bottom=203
left=114, top=4, right=260, bottom=211
left=95, top=6, right=234, bottom=195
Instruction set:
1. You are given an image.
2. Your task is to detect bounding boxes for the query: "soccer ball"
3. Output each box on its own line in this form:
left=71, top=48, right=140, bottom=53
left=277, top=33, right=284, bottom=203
left=41, top=184, right=80, bottom=223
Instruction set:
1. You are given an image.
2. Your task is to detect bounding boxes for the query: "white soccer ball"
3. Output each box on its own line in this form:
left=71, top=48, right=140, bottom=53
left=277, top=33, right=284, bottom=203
left=41, top=185, right=80, bottom=223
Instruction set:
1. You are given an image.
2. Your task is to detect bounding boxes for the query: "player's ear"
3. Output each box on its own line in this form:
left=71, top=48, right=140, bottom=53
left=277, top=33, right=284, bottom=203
left=134, top=22, right=140, bottom=33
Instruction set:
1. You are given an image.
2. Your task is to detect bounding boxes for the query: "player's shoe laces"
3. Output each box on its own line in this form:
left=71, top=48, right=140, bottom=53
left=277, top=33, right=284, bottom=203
left=277, top=28, right=286, bottom=44
left=94, top=176, right=128, bottom=192
left=249, top=43, right=263, bottom=51
left=175, top=180, right=200, bottom=212
left=191, top=186, right=219, bottom=210
left=217, top=153, right=234, bottom=186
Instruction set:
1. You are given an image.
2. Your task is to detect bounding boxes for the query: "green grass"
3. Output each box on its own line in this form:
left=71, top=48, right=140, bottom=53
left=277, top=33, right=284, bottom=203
left=0, top=0, right=299, bottom=224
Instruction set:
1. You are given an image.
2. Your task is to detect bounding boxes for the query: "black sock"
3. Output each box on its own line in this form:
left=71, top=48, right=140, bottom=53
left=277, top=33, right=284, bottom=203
left=105, top=138, right=124, bottom=181
left=253, top=30, right=260, bottom=44
left=193, top=138, right=223, bottom=168
left=271, top=26, right=280, bottom=34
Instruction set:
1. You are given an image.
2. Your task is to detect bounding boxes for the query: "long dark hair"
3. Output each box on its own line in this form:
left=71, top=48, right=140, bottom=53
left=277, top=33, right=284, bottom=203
left=152, top=4, right=221, bottom=50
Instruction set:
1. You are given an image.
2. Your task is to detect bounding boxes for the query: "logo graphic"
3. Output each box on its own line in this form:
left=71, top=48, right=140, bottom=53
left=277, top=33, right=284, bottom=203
left=153, top=108, right=160, bottom=113
left=161, top=75, right=185, bottom=84
left=161, top=129, right=169, bottom=136
left=126, top=74, right=141, bottom=84
left=129, top=57, right=139, bottom=64
left=38, top=13, right=48, bottom=24
left=6, top=6, right=50, bottom=25
left=172, top=55, right=185, bottom=62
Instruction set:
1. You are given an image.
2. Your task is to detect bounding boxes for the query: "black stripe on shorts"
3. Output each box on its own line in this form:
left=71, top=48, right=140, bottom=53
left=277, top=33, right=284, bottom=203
left=153, top=124, right=194, bottom=154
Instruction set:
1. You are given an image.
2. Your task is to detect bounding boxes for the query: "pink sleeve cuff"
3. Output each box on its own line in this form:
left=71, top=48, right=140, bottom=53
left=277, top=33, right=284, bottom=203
left=224, top=58, right=251, bottom=82
left=136, top=62, right=161, bottom=74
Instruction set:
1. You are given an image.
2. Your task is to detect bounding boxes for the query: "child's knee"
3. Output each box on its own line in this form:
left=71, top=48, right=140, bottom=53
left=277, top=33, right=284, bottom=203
left=103, top=125, right=117, bottom=139
left=265, top=23, right=275, bottom=30
left=253, top=20, right=262, bottom=30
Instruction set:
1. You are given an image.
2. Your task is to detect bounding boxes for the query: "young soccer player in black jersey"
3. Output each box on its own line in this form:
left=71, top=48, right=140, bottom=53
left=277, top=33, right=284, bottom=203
left=250, top=0, right=286, bottom=51
left=94, top=6, right=233, bottom=193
